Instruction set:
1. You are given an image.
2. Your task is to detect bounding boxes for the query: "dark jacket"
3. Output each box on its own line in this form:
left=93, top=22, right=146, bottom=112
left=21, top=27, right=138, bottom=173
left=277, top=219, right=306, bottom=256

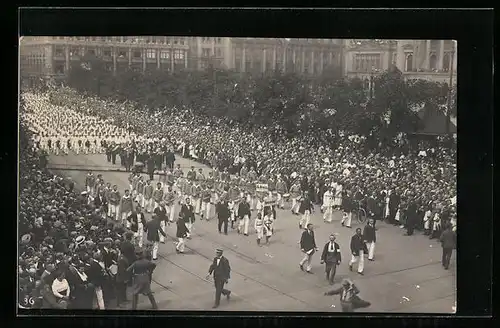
left=440, top=228, right=456, bottom=249
left=389, top=192, right=400, bottom=209
left=87, top=260, right=106, bottom=288
left=145, top=219, right=167, bottom=242
left=94, top=195, right=107, bottom=207
left=180, top=204, right=195, bottom=223
left=216, top=202, right=231, bottom=220
left=128, top=212, right=146, bottom=233
left=363, top=224, right=376, bottom=243
left=298, top=197, right=314, bottom=214
left=300, top=230, right=317, bottom=252
left=321, top=241, right=342, bottom=264
left=208, top=256, right=231, bottom=281
left=238, top=202, right=251, bottom=218
left=120, top=240, right=136, bottom=264
left=115, top=256, right=130, bottom=283
left=176, top=220, right=189, bottom=238
left=350, top=234, right=367, bottom=256
left=154, top=206, right=168, bottom=222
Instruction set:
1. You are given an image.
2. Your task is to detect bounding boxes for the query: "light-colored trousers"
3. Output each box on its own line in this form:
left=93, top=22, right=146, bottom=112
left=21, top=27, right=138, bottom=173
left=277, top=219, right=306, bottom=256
left=134, top=224, right=144, bottom=248
left=255, top=226, right=264, bottom=239
left=323, top=206, right=333, bottom=222
left=341, top=212, right=352, bottom=227
left=159, top=221, right=167, bottom=242
left=238, top=215, right=250, bottom=234
left=142, top=198, right=153, bottom=213
left=201, top=201, right=211, bottom=219
left=349, top=250, right=365, bottom=273
left=152, top=241, right=159, bottom=259
left=121, top=211, right=132, bottom=226
left=277, top=193, right=285, bottom=208
left=193, top=198, right=201, bottom=214
left=86, top=186, right=95, bottom=196
left=108, top=204, right=120, bottom=221
left=186, top=222, right=193, bottom=237
left=291, top=198, right=300, bottom=213
left=95, top=287, right=105, bottom=310
left=300, top=251, right=314, bottom=271
left=166, top=205, right=176, bottom=222
left=176, top=237, right=185, bottom=252
left=366, top=242, right=375, bottom=260
left=299, top=210, right=311, bottom=227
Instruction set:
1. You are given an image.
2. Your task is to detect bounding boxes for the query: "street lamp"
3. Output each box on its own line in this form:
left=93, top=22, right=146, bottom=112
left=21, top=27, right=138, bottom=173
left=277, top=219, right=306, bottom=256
left=446, top=40, right=456, bottom=134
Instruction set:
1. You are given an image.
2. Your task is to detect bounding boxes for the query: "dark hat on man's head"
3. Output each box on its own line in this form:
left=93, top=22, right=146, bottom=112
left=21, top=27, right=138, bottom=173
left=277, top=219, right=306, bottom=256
left=216, top=248, right=223, bottom=254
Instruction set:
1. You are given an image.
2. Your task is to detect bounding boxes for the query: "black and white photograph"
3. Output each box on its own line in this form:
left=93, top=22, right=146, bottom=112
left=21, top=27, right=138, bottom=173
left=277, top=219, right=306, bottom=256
left=18, top=35, right=459, bottom=313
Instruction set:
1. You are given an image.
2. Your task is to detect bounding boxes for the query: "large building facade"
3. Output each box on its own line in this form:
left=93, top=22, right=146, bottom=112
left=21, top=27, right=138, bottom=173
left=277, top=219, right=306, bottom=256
left=344, top=39, right=457, bottom=83
left=20, top=37, right=344, bottom=81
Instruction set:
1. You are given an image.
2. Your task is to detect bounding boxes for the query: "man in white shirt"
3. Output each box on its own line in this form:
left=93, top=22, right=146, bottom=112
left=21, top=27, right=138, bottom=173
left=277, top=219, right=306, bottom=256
left=51, top=270, right=70, bottom=309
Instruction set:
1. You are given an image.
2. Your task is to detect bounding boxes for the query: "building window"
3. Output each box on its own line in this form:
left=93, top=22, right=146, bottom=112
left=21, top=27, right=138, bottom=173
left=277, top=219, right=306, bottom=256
left=146, top=49, right=156, bottom=59
left=216, top=48, right=222, bottom=57
left=103, top=48, right=112, bottom=57
left=405, top=54, right=413, bottom=72
left=118, top=50, right=127, bottom=58
left=91, top=37, right=97, bottom=41
left=87, top=48, right=96, bottom=56
left=174, top=50, right=184, bottom=60
left=442, top=52, right=450, bottom=72
left=54, top=46, right=64, bottom=57
left=69, top=47, right=80, bottom=57
left=160, top=51, right=170, bottom=59
left=133, top=50, right=142, bottom=58
left=202, top=48, right=211, bottom=57
left=354, top=53, right=381, bottom=72
left=55, top=63, right=64, bottom=74
left=180, top=39, right=185, bottom=45
left=174, top=39, right=178, bottom=44
left=429, top=54, right=437, bottom=70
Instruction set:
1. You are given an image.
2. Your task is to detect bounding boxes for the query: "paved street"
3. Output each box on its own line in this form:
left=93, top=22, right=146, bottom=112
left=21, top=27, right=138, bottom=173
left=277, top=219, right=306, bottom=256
left=49, top=153, right=456, bottom=313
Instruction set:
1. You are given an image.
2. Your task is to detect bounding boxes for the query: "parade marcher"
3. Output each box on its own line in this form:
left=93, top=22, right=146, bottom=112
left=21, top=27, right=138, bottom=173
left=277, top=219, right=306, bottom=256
left=163, top=185, right=176, bottom=223
left=127, top=250, right=158, bottom=310
left=143, top=180, right=154, bottom=213
left=120, top=232, right=136, bottom=266
left=254, top=212, right=264, bottom=246
left=192, top=181, right=202, bottom=215
left=108, top=185, right=121, bottom=222
left=216, top=200, right=230, bottom=235
left=129, top=205, right=147, bottom=248
left=153, top=182, right=164, bottom=211
left=299, top=223, right=318, bottom=274
left=320, top=234, right=342, bottom=285
left=439, top=223, right=456, bottom=270
left=322, top=187, right=334, bottom=223
left=94, top=190, right=108, bottom=219
left=154, top=201, right=168, bottom=244
left=340, top=190, right=353, bottom=228
left=289, top=181, right=301, bottom=214
left=349, top=228, right=368, bottom=275
left=120, top=190, right=134, bottom=228
left=175, top=216, right=189, bottom=254
left=298, top=192, right=314, bottom=230
left=136, top=176, right=145, bottom=205
left=263, top=208, right=274, bottom=244
left=146, top=155, right=155, bottom=181
left=363, top=218, right=377, bottom=261
left=145, top=214, right=167, bottom=261
left=180, top=198, right=195, bottom=239
left=324, top=279, right=371, bottom=312
left=201, top=184, right=212, bottom=220
left=237, top=196, right=251, bottom=236
left=206, top=249, right=231, bottom=309
left=275, top=176, right=288, bottom=209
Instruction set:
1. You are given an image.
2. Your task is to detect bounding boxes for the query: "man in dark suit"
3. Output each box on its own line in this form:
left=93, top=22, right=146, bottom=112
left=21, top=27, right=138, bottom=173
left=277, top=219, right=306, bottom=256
left=146, top=155, right=155, bottom=181
left=145, top=214, right=167, bottom=260
left=180, top=198, right=195, bottom=239
left=216, top=201, right=230, bottom=235
left=206, top=249, right=231, bottom=309
left=439, top=223, right=456, bottom=270
left=299, top=223, right=318, bottom=273
left=94, top=191, right=108, bottom=217
left=127, top=250, right=158, bottom=310
left=405, top=197, right=418, bottom=236
left=120, top=232, right=136, bottom=266
left=388, top=188, right=401, bottom=225
left=363, top=218, right=377, bottom=261
left=115, top=253, right=130, bottom=307
left=320, top=234, right=342, bottom=285
left=349, top=228, right=367, bottom=275
left=87, top=252, right=107, bottom=309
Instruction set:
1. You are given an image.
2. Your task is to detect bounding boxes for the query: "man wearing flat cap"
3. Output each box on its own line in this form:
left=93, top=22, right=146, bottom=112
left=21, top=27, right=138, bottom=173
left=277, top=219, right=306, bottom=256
left=324, top=279, right=370, bottom=312
left=207, top=248, right=231, bottom=309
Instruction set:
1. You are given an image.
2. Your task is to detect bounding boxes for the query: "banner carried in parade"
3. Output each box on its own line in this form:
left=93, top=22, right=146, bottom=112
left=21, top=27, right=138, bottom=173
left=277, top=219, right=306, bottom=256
left=256, top=183, right=269, bottom=193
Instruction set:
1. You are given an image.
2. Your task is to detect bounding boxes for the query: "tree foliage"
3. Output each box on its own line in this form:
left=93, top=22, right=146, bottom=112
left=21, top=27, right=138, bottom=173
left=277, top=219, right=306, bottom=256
left=65, top=63, right=452, bottom=136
